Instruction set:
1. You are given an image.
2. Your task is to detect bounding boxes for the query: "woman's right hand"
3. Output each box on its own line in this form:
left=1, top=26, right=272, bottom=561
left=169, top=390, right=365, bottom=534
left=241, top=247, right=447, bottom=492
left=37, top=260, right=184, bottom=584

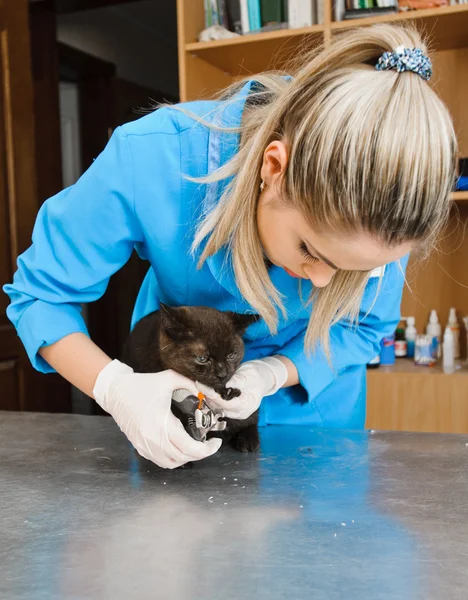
left=93, top=359, right=222, bottom=469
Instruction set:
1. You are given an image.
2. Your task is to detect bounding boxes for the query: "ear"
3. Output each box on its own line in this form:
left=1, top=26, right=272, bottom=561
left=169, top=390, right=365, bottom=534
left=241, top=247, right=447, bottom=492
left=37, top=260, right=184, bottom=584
left=159, top=303, right=191, bottom=340
left=260, top=140, right=288, bottom=188
left=227, top=312, right=261, bottom=334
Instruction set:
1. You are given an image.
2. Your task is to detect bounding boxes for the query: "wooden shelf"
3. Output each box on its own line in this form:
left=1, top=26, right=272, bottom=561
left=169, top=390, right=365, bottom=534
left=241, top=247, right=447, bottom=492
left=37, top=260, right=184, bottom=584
left=332, top=5, right=468, bottom=50
left=452, top=191, right=468, bottom=203
left=185, top=25, right=324, bottom=75
left=183, top=5, right=468, bottom=75
left=366, top=360, right=468, bottom=434
left=331, top=4, right=468, bottom=50
left=179, top=1, right=468, bottom=95
left=186, top=23, right=325, bottom=52
left=369, top=359, right=468, bottom=377
left=333, top=2, right=468, bottom=28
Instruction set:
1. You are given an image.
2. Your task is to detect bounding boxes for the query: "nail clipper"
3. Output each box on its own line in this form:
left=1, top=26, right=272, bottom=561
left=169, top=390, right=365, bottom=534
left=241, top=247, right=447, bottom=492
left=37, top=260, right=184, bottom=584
left=171, top=388, right=226, bottom=442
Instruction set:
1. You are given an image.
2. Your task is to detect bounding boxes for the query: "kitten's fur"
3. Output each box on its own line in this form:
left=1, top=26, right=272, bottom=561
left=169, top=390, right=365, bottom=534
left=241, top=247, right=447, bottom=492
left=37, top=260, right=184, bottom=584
left=122, top=304, right=260, bottom=452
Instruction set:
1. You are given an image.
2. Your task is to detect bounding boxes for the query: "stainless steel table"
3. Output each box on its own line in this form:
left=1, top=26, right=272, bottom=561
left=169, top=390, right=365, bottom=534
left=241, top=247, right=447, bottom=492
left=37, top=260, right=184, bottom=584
left=1, top=412, right=467, bottom=600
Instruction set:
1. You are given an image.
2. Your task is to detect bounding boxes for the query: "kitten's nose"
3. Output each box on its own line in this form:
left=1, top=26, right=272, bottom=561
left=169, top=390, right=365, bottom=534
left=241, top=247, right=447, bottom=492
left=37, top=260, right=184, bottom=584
left=215, top=366, right=228, bottom=381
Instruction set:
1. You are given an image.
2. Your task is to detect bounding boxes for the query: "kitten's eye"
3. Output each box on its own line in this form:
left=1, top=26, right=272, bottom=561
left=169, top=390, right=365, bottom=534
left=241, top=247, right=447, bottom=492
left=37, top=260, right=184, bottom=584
left=226, top=353, right=237, bottom=361
left=196, top=355, right=209, bottom=364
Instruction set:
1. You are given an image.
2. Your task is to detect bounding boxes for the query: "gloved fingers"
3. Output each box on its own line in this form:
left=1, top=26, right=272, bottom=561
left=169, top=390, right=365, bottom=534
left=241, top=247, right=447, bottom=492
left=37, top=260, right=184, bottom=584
left=167, top=416, right=223, bottom=461
left=225, top=371, right=249, bottom=390
left=198, top=392, right=233, bottom=413
left=196, top=383, right=241, bottom=412
left=162, top=436, right=220, bottom=466
left=182, top=436, right=222, bottom=461
left=167, top=371, right=201, bottom=397
left=197, top=383, right=250, bottom=418
left=219, top=395, right=259, bottom=420
left=223, top=408, right=253, bottom=420
left=196, top=382, right=224, bottom=403
left=161, top=444, right=195, bottom=467
left=131, top=415, right=191, bottom=468
left=204, top=398, right=252, bottom=420
left=133, top=444, right=180, bottom=469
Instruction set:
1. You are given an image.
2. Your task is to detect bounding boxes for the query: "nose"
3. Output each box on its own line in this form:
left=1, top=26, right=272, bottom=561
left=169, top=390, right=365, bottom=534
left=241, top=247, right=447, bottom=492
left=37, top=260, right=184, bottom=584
left=215, top=365, right=228, bottom=381
left=302, top=263, right=336, bottom=288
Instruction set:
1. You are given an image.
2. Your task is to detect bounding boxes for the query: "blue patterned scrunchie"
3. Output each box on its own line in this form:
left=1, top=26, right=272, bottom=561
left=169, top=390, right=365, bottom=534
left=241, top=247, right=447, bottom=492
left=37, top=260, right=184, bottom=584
left=375, top=45, right=432, bottom=81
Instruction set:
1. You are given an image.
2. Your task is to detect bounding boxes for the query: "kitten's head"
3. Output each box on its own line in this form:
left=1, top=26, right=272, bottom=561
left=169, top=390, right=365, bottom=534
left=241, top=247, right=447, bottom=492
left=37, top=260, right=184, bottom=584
left=158, top=304, right=259, bottom=387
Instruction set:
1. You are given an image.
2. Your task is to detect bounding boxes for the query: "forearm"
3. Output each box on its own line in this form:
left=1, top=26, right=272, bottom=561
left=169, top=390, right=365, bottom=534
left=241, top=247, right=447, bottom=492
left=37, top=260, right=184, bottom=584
left=39, top=333, right=112, bottom=398
left=275, top=355, right=299, bottom=387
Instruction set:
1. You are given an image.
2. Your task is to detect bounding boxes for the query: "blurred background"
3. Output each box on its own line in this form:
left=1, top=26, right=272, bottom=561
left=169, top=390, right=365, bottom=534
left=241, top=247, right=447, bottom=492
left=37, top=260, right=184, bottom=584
left=2, top=0, right=179, bottom=416
left=1, top=0, right=468, bottom=435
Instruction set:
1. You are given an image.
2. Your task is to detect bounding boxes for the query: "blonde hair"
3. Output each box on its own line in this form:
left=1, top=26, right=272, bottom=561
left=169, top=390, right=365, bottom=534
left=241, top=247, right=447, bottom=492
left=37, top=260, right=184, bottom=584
left=185, top=24, right=457, bottom=357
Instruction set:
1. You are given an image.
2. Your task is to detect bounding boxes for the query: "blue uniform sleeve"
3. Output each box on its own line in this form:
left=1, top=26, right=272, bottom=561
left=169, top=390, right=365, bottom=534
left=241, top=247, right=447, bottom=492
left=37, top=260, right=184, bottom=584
left=279, top=259, right=407, bottom=400
left=3, top=127, right=143, bottom=373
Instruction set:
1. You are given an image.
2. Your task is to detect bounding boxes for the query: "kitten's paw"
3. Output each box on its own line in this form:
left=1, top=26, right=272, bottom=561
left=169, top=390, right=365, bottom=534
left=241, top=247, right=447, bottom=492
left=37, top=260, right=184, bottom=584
left=214, top=386, right=241, bottom=401
left=232, top=426, right=260, bottom=453
left=224, top=387, right=241, bottom=401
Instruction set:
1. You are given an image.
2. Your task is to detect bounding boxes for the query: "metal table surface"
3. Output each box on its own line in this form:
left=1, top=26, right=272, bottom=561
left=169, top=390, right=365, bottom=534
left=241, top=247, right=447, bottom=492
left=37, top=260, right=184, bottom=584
left=1, top=412, right=467, bottom=600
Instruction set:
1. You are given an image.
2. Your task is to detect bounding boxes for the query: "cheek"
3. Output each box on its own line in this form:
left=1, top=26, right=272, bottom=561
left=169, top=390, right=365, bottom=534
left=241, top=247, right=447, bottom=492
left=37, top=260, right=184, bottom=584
left=195, top=361, right=214, bottom=375
left=261, top=223, right=295, bottom=266
left=257, top=203, right=282, bottom=258
left=228, top=361, right=238, bottom=376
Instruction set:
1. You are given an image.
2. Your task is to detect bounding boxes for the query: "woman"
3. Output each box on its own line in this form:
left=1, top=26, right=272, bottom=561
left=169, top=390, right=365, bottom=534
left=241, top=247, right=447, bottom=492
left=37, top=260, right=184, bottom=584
left=4, top=25, right=456, bottom=468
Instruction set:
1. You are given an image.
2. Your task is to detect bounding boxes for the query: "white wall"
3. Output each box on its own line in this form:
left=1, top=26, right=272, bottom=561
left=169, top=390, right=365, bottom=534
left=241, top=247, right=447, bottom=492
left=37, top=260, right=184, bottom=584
left=57, top=1, right=178, bottom=98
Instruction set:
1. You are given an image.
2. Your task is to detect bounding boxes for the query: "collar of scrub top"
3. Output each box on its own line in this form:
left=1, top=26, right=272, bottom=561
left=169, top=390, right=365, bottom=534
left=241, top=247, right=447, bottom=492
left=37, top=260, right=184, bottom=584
left=203, top=79, right=312, bottom=315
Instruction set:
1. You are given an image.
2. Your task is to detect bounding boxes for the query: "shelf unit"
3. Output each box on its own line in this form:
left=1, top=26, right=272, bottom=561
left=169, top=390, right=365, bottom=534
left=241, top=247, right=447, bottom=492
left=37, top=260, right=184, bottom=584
left=452, top=191, right=468, bottom=203
left=178, top=1, right=468, bottom=97
left=367, top=360, right=468, bottom=433
left=177, top=0, right=468, bottom=433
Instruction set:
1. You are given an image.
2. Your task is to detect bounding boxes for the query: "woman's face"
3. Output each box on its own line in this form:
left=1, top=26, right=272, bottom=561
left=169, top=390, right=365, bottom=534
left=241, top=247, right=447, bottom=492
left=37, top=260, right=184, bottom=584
left=257, top=141, right=413, bottom=288
left=257, top=197, right=413, bottom=288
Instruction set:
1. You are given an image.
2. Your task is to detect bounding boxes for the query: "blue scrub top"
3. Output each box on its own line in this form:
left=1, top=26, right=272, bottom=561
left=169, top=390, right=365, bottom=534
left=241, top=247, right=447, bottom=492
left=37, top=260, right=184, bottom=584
left=3, top=81, right=406, bottom=428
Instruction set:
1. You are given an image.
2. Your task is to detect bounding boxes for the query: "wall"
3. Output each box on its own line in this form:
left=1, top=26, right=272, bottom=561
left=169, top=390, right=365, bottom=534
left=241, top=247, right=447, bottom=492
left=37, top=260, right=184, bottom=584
left=57, top=0, right=178, bottom=98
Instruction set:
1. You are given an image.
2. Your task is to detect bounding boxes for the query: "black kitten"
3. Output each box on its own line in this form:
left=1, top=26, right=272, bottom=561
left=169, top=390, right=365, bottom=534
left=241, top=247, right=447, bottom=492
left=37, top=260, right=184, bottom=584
left=122, top=304, right=261, bottom=452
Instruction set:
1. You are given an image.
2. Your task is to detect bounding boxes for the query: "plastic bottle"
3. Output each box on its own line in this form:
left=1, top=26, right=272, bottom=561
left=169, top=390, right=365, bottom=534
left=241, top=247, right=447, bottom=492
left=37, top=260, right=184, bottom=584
left=446, top=308, right=460, bottom=359
left=426, top=310, right=442, bottom=360
left=405, top=316, right=417, bottom=359
left=394, top=328, right=407, bottom=357
left=443, top=327, right=455, bottom=373
left=380, top=334, right=396, bottom=366
left=415, top=334, right=436, bottom=366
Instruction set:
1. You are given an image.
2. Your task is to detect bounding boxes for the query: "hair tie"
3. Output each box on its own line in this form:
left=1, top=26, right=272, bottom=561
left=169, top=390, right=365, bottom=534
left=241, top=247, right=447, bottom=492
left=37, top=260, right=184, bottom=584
left=375, top=45, right=432, bottom=81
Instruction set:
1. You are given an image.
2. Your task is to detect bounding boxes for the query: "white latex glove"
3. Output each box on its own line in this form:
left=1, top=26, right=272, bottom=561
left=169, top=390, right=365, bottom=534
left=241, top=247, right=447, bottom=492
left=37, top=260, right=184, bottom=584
left=198, top=357, right=288, bottom=420
left=93, top=360, right=222, bottom=469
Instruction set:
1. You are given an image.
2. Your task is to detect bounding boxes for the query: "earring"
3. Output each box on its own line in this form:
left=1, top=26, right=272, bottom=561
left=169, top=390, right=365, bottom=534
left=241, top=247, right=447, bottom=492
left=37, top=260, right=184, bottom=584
left=260, top=180, right=265, bottom=192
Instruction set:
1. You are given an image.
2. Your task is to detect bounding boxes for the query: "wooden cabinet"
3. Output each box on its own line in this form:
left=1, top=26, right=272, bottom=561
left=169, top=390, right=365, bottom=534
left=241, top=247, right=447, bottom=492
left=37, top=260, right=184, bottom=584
left=0, top=0, right=71, bottom=412
left=366, top=362, right=468, bottom=433
left=177, top=0, right=468, bottom=433
left=0, top=0, right=39, bottom=410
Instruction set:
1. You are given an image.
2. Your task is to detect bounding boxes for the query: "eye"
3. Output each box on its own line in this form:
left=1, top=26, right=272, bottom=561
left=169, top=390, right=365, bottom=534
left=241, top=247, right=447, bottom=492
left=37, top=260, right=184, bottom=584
left=226, top=353, right=237, bottom=361
left=299, top=242, right=319, bottom=264
left=196, top=356, right=209, bottom=364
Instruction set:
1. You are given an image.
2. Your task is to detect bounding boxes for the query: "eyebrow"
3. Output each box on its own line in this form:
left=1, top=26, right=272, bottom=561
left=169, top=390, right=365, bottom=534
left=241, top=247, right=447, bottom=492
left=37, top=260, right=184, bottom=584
left=305, top=242, right=339, bottom=271
left=306, top=241, right=372, bottom=273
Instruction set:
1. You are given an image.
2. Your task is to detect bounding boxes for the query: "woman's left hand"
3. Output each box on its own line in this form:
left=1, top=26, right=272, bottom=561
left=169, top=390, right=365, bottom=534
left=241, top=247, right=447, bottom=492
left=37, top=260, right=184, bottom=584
left=198, top=357, right=288, bottom=420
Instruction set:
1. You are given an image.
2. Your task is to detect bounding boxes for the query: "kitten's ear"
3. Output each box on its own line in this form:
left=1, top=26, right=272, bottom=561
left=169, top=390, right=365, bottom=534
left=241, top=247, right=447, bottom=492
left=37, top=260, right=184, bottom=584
left=159, top=303, right=190, bottom=340
left=227, top=312, right=261, bottom=334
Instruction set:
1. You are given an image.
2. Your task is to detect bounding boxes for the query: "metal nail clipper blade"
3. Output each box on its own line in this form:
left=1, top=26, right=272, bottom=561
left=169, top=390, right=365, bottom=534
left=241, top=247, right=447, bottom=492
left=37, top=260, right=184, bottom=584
left=171, top=388, right=226, bottom=442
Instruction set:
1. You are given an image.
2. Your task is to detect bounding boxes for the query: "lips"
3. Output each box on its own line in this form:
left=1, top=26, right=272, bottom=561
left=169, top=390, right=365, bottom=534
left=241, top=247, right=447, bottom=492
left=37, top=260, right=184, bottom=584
left=284, top=267, right=301, bottom=278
